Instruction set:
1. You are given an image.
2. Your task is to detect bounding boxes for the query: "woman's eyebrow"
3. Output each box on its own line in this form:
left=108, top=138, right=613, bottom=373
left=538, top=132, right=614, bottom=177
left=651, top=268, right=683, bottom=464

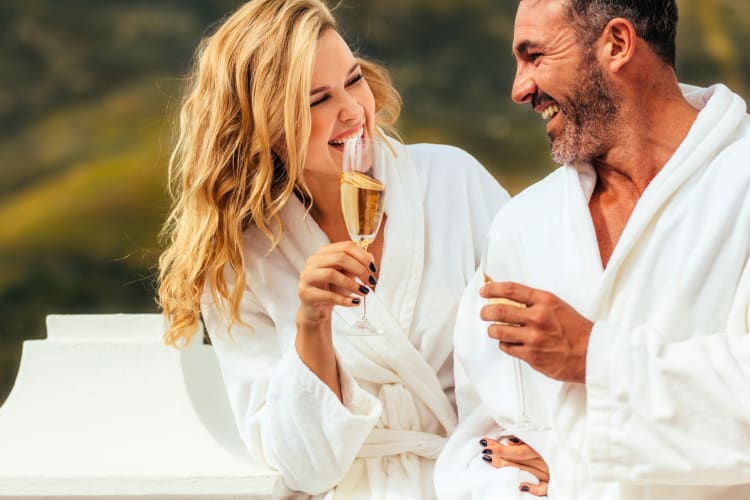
left=309, top=63, right=359, bottom=95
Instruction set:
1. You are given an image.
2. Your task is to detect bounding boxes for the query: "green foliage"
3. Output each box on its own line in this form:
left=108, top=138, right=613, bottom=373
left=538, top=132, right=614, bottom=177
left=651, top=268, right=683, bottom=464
left=0, top=0, right=748, bottom=405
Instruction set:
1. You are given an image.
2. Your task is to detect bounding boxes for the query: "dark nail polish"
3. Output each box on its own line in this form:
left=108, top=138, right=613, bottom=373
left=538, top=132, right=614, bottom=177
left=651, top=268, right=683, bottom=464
left=509, top=437, right=521, bottom=444
left=369, top=262, right=377, bottom=273
left=521, top=485, right=530, bottom=492
left=479, top=439, right=487, bottom=447
left=481, top=448, right=491, bottom=455
left=352, top=298, right=361, bottom=305
left=358, top=285, right=370, bottom=294
left=482, top=455, right=492, bottom=463
left=369, top=275, right=377, bottom=286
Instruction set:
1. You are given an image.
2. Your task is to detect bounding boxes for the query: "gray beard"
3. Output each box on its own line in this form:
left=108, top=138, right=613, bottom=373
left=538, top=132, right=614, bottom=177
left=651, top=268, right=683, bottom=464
left=549, top=53, right=619, bottom=165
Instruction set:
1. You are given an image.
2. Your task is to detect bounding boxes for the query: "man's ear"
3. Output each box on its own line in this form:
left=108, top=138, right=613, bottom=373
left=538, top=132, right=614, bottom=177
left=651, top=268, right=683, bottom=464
left=599, top=17, right=637, bottom=73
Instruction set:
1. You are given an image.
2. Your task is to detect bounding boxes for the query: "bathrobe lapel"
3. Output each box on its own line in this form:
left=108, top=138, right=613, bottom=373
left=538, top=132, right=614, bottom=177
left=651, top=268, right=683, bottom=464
left=333, top=139, right=457, bottom=434
left=274, top=138, right=457, bottom=435
left=588, top=84, right=747, bottom=319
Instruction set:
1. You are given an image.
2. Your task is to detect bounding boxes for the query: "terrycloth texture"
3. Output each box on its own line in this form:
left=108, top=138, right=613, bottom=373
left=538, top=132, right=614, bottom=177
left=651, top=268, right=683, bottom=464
left=203, top=139, right=508, bottom=498
left=435, top=84, right=750, bottom=499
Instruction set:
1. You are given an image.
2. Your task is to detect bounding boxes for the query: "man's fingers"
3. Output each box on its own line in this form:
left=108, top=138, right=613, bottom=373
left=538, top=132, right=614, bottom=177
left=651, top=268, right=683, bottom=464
left=487, top=323, right=528, bottom=345
left=480, top=281, right=536, bottom=305
left=499, top=338, right=532, bottom=360
left=480, top=302, right=528, bottom=326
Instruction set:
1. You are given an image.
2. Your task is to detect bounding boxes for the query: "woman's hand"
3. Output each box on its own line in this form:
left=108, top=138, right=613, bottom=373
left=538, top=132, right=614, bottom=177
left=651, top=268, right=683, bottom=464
left=295, top=241, right=376, bottom=400
left=480, top=436, right=549, bottom=496
left=296, top=240, right=377, bottom=331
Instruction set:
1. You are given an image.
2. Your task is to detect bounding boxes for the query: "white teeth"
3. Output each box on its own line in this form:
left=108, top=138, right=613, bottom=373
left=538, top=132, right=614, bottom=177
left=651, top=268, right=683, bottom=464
left=329, top=127, right=364, bottom=145
left=541, top=104, right=560, bottom=121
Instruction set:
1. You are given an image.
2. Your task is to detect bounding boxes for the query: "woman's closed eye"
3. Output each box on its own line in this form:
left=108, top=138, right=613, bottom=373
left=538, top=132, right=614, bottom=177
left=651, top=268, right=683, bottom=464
left=310, top=73, right=363, bottom=107
left=311, top=94, right=329, bottom=107
left=346, top=73, right=363, bottom=87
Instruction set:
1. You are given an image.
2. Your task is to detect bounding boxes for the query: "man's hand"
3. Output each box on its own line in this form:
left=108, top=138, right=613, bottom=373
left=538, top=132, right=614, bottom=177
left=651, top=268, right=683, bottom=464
left=480, top=281, right=593, bottom=383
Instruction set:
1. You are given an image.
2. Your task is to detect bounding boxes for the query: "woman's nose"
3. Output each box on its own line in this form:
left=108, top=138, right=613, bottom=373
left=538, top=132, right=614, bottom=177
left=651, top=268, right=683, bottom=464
left=338, top=92, right=363, bottom=123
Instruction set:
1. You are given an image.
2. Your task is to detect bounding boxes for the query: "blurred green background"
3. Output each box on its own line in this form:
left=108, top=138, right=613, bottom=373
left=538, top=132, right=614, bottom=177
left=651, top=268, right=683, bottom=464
left=0, top=0, right=748, bottom=406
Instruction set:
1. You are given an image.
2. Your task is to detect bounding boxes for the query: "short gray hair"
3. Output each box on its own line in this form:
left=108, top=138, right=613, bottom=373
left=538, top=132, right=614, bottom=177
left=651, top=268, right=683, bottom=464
left=565, top=0, right=678, bottom=67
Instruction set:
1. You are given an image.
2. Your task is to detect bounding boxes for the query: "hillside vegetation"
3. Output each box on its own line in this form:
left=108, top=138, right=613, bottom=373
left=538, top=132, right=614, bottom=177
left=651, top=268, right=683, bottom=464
left=0, top=0, right=747, bottom=404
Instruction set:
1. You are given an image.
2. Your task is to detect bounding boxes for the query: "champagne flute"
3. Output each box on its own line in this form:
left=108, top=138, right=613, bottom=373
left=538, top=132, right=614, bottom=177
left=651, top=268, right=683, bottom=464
left=340, top=137, right=385, bottom=335
left=481, top=256, right=548, bottom=432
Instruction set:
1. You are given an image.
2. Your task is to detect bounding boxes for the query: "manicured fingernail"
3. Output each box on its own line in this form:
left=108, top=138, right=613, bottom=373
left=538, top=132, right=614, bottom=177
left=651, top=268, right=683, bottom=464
left=482, top=455, right=492, bottom=463
left=369, top=275, right=377, bottom=286
left=479, top=439, right=487, bottom=446
left=481, top=448, right=491, bottom=455
left=521, top=485, right=530, bottom=492
left=369, top=262, right=377, bottom=273
left=352, top=298, right=361, bottom=305
left=358, top=285, right=370, bottom=294
left=509, top=437, right=521, bottom=444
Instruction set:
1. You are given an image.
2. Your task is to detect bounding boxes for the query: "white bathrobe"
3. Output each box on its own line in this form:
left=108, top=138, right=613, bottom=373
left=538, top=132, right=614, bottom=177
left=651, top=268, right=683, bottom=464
left=435, top=83, right=750, bottom=500
left=203, top=139, right=508, bottom=498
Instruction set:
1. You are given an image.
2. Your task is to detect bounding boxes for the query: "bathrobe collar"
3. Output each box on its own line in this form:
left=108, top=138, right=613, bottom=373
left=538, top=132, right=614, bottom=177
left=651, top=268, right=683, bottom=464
left=272, top=136, right=457, bottom=434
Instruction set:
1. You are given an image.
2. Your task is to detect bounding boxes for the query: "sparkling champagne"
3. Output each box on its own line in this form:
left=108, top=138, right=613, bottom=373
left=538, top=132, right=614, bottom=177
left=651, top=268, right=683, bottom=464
left=340, top=171, right=384, bottom=248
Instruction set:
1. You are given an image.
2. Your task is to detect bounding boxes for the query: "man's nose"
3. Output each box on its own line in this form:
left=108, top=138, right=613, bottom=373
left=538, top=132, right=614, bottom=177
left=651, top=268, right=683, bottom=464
left=511, top=65, right=536, bottom=104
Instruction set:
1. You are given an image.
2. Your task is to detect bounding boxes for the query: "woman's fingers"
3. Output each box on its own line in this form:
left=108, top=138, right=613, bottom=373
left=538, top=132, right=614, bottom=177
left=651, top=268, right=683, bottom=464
left=482, top=437, right=540, bottom=464
left=520, top=481, right=549, bottom=497
left=311, top=240, right=376, bottom=272
left=481, top=452, right=549, bottom=481
left=303, top=242, right=376, bottom=290
left=297, top=241, right=379, bottom=317
left=302, top=265, right=368, bottom=297
left=480, top=437, right=550, bottom=482
left=299, top=279, right=362, bottom=307
left=305, top=255, right=374, bottom=293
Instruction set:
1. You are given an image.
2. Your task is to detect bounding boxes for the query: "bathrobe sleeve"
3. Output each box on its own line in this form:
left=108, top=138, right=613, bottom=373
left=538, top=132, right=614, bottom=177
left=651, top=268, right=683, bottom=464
left=206, top=141, right=508, bottom=496
left=586, top=262, right=750, bottom=486
left=437, top=355, right=544, bottom=499
left=435, top=270, right=547, bottom=499
left=203, top=288, right=382, bottom=495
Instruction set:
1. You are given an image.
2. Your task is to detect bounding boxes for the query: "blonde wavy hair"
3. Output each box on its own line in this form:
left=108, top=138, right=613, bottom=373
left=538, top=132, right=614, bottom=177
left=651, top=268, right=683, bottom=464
left=158, top=0, right=402, bottom=346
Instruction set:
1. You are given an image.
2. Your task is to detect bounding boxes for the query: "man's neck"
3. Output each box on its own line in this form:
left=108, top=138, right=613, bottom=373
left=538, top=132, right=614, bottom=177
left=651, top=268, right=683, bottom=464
left=592, top=82, right=699, bottom=193
left=588, top=82, right=699, bottom=267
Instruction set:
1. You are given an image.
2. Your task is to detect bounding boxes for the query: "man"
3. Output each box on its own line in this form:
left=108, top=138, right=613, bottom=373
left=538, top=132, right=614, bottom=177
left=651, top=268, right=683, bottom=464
left=435, top=0, right=750, bottom=498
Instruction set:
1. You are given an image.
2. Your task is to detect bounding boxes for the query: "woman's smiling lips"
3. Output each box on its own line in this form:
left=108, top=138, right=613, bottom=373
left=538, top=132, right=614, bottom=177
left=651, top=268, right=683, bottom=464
left=328, top=125, right=365, bottom=150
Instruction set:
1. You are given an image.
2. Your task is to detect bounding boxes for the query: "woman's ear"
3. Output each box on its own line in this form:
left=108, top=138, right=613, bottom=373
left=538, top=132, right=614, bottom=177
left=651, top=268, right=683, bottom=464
left=600, top=17, right=637, bottom=73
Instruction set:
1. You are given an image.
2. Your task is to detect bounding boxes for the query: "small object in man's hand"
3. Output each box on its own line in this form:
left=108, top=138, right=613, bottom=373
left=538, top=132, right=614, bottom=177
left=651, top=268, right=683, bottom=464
left=483, top=274, right=526, bottom=322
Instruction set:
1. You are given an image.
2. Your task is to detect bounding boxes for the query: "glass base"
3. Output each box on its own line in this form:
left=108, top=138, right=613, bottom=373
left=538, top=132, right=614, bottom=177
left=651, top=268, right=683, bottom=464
left=510, top=418, right=551, bottom=433
left=346, top=319, right=383, bottom=336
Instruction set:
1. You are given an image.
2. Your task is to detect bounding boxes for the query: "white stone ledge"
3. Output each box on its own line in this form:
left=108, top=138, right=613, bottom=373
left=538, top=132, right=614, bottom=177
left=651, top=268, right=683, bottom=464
left=0, top=314, right=282, bottom=499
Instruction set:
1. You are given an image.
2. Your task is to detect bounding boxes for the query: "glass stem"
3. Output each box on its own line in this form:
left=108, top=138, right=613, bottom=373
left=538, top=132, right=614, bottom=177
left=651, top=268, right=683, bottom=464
left=514, top=358, right=529, bottom=422
left=360, top=241, right=370, bottom=321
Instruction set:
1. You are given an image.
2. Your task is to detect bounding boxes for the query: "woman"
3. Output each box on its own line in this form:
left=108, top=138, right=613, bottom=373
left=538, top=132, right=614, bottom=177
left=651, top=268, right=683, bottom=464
left=158, top=0, right=509, bottom=497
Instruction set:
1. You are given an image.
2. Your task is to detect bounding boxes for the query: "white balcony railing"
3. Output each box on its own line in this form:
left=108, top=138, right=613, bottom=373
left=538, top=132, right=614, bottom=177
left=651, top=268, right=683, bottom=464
left=0, top=314, right=282, bottom=498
